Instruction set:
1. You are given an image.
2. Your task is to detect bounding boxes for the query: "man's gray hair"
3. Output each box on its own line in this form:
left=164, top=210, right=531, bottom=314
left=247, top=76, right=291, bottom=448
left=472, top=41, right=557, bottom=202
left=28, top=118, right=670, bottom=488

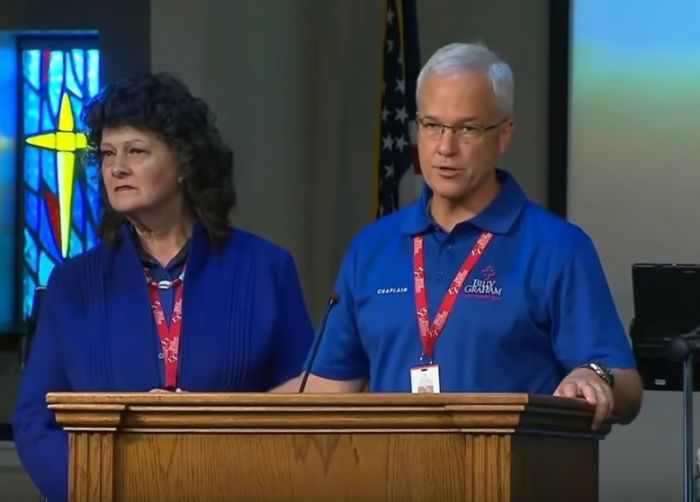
left=416, top=43, right=514, bottom=116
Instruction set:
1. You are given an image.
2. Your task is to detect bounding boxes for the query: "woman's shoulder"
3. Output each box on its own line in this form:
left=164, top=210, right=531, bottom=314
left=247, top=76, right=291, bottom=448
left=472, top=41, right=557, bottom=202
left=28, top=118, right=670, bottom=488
left=35, top=245, right=111, bottom=305
left=48, top=244, right=109, bottom=280
left=221, top=227, right=294, bottom=264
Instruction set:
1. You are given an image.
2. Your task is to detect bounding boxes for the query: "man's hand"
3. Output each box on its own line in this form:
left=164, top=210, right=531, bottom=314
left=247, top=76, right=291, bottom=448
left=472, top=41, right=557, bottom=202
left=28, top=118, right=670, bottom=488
left=554, top=367, right=613, bottom=430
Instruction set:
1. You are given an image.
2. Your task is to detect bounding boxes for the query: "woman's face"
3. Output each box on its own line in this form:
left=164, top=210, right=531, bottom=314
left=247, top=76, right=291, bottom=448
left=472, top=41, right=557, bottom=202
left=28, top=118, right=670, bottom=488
left=100, top=126, right=184, bottom=219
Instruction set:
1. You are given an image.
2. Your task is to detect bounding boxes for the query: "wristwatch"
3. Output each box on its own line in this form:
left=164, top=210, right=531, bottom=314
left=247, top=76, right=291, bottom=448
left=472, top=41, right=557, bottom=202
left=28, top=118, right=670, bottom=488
left=579, top=362, right=615, bottom=389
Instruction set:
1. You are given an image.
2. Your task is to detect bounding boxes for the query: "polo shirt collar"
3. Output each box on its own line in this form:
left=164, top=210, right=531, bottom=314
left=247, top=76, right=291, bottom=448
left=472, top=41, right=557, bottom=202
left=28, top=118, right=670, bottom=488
left=400, top=169, right=526, bottom=235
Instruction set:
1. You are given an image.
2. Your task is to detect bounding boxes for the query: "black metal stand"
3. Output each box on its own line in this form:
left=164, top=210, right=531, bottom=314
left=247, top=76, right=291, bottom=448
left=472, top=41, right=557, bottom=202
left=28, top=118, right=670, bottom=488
left=666, top=334, right=700, bottom=502
left=17, top=286, right=46, bottom=375
left=18, top=333, right=30, bottom=373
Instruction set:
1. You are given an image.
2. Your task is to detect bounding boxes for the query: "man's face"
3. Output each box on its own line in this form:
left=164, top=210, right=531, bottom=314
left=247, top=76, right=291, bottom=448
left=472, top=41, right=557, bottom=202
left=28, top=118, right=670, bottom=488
left=416, top=72, right=514, bottom=204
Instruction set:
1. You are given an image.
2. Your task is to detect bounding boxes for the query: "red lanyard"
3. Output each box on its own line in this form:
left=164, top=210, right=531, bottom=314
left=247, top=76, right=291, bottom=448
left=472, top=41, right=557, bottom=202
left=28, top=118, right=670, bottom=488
left=145, top=267, right=185, bottom=390
left=413, top=232, right=493, bottom=362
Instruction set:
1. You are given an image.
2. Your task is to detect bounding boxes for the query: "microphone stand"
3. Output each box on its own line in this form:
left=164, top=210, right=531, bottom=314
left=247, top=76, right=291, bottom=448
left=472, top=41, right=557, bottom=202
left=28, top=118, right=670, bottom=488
left=666, top=332, right=700, bottom=502
left=298, top=294, right=339, bottom=393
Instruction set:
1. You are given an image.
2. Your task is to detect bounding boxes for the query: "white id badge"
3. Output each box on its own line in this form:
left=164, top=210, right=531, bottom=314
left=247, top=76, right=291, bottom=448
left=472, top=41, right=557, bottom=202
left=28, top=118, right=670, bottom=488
left=410, top=364, right=441, bottom=393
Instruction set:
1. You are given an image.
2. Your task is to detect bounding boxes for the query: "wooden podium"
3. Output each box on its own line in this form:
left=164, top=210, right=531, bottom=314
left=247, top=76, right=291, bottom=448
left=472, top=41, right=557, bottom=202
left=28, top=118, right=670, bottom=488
left=47, top=393, right=606, bottom=502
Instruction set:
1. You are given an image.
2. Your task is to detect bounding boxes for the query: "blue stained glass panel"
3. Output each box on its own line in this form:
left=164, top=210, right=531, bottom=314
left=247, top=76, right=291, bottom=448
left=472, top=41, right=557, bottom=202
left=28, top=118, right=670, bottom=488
left=23, top=50, right=41, bottom=89
left=24, top=147, right=40, bottom=191
left=87, top=218, right=97, bottom=247
left=38, top=250, right=55, bottom=287
left=24, top=84, right=40, bottom=135
left=23, top=229, right=38, bottom=276
left=71, top=49, right=85, bottom=86
left=87, top=50, right=99, bottom=97
left=72, top=182, right=84, bottom=234
left=88, top=186, right=101, bottom=222
left=47, top=51, right=64, bottom=117
left=21, top=42, right=101, bottom=321
left=41, top=100, right=54, bottom=131
left=24, top=191, right=39, bottom=232
left=41, top=150, right=57, bottom=193
left=86, top=162, right=100, bottom=192
left=0, top=37, right=17, bottom=331
left=38, top=197, right=60, bottom=262
left=65, top=57, right=82, bottom=99
left=86, top=162, right=101, bottom=221
left=69, top=229, right=83, bottom=258
left=70, top=96, right=84, bottom=130
left=22, top=274, right=37, bottom=321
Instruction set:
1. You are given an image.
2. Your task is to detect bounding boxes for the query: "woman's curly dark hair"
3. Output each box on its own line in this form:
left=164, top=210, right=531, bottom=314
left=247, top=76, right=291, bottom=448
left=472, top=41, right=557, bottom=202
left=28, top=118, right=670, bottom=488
left=82, top=72, right=236, bottom=245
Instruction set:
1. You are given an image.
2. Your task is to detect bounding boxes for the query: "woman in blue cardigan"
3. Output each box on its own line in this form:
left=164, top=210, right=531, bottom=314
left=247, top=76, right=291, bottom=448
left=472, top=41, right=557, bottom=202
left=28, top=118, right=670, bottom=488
left=12, top=72, right=314, bottom=501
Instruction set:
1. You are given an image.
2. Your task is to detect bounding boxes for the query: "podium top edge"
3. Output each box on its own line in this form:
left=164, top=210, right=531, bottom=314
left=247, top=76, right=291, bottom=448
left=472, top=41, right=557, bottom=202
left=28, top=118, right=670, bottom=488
left=45, top=392, right=589, bottom=411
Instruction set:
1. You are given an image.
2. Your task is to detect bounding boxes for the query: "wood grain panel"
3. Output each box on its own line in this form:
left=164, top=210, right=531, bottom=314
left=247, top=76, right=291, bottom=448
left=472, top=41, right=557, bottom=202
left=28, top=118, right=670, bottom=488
left=464, top=434, right=511, bottom=502
left=69, top=433, right=114, bottom=502
left=46, top=393, right=604, bottom=502
left=112, top=432, right=477, bottom=501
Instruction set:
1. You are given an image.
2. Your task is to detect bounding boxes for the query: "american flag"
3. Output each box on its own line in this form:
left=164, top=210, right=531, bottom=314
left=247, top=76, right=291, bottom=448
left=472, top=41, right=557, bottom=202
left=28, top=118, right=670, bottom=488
left=376, top=0, right=422, bottom=217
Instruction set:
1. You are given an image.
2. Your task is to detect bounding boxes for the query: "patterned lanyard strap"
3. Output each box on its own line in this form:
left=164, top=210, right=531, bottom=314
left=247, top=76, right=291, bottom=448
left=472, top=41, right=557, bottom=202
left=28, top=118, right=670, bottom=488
left=144, top=266, right=186, bottom=390
left=413, top=232, right=493, bottom=363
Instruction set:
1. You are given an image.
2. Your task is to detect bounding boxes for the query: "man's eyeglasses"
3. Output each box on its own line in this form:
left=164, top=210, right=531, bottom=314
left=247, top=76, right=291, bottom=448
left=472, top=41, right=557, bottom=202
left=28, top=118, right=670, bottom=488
left=416, top=116, right=508, bottom=142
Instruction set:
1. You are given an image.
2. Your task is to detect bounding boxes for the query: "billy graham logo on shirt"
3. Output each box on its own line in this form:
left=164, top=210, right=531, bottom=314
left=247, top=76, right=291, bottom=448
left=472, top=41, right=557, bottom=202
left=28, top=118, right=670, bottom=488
left=464, top=266, right=502, bottom=300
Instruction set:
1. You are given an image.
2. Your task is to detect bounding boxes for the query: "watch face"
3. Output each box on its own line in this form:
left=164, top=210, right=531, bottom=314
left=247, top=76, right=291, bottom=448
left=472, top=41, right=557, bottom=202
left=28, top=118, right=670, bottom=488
left=592, top=363, right=614, bottom=386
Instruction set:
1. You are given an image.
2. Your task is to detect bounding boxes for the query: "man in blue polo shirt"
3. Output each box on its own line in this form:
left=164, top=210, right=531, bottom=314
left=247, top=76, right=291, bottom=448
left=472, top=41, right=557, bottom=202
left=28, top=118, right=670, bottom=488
left=301, top=43, right=642, bottom=429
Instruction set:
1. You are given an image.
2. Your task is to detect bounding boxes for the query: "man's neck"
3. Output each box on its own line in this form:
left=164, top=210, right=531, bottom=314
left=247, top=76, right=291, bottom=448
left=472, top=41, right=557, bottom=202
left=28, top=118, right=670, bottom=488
left=429, top=175, right=501, bottom=233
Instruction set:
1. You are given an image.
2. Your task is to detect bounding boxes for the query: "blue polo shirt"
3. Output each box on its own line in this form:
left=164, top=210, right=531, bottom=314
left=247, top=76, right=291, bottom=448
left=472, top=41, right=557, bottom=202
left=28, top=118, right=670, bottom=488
left=310, top=170, right=636, bottom=393
left=131, top=229, right=189, bottom=323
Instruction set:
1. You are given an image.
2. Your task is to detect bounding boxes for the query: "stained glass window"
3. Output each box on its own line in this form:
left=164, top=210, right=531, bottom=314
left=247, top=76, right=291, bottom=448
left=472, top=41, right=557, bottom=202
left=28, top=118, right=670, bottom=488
left=21, top=42, right=101, bottom=320
left=0, top=34, right=18, bottom=332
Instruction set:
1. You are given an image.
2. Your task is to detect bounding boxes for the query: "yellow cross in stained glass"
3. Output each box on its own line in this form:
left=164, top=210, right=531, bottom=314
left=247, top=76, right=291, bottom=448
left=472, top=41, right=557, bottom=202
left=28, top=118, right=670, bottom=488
left=25, top=93, right=88, bottom=258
